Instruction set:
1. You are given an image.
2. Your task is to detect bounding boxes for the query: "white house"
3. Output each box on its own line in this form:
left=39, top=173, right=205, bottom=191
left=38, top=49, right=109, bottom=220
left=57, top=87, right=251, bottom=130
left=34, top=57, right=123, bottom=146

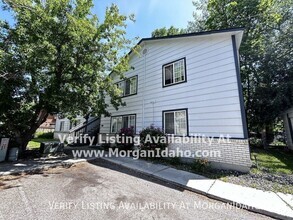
left=54, top=115, right=99, bottom=140
left=99, top=28, right=252, bottom=172
left=54, top=115, right=86, bottom=139
left=283, top=108, right=293, bottom=150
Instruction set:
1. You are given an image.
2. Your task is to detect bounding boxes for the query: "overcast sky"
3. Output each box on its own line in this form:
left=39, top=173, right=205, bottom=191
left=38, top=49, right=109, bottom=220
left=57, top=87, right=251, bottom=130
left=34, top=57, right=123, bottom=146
left=0, top=0, right=195, bottom=41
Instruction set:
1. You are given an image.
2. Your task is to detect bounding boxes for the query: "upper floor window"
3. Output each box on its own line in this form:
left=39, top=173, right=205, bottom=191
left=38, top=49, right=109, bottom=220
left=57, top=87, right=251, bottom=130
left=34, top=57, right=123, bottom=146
left=116, top=76, right=137, bottom=97
left=163, top=58, right=186, bottom=87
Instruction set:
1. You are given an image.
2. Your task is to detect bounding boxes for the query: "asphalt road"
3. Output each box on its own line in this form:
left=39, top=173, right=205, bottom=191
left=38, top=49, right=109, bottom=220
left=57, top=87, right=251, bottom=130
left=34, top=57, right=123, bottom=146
left=0, top=160, right=272, bottom=220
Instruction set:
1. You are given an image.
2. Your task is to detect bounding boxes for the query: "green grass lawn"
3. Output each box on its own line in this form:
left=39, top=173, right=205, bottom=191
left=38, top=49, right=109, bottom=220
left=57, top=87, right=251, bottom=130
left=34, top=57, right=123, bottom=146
left=27, top=138, right=58, bottom=150
left=251, top=148, right=293, bottom=175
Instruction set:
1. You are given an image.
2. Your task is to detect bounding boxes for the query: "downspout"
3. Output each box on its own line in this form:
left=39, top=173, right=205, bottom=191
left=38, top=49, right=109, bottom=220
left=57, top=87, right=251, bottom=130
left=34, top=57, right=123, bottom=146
left=150, top=101, right=156, bottom=124
left=142, top=43, right=147, bottom=129
left=232, top=34, right=248, bottom=139
left=287, top=114, right=293, bottom=143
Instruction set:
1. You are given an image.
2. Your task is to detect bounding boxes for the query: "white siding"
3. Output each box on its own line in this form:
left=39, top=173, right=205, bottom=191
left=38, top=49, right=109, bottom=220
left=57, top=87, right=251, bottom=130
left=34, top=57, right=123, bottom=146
left=54, top=116, right=86, bottom=132
left=100, top=32, right=245, bottom=138
left=284, top=108, right=293, bottom=150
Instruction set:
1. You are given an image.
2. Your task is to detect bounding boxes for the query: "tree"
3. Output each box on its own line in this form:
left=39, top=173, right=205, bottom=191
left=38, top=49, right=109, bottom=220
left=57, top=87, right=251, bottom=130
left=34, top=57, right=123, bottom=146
left=151, top=26, right=186, bottom=37
left=0, top=0, right=134, bottom=152
left=187, top=0, right=208, bottom=32
left=188, top=0, right=293, bottom=146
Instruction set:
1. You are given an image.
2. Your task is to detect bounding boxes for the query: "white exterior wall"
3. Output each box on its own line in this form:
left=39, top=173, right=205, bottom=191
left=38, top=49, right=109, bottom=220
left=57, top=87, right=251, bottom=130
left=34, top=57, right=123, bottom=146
left=54, top=116, right=86, bottom=139
left=100, top=32, right=245, bottom=138
left=284, top=108, right=293, bottom=150
left=100, top=30, right=252, bottom=172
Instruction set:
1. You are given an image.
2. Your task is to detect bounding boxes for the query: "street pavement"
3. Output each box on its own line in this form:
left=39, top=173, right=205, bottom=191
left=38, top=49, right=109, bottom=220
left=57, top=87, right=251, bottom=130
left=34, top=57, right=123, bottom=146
left=0, top=160, right=272, bottom=220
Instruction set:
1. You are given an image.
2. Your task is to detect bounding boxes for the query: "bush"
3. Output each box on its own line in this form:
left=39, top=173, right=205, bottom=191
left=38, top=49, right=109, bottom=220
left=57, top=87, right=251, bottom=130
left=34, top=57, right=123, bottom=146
left=249, top=137, right=263, bottom=148
left=139, top=125, right=168, bottom=152
left=101, top=143, right=111, bottom=150
left=168, top=156, right=181, bottom=165
left=191, top=159, right=211, bottom=173
left=116, top=127, right=135, bottom=150
left=34, top=132, right=54, bottom=139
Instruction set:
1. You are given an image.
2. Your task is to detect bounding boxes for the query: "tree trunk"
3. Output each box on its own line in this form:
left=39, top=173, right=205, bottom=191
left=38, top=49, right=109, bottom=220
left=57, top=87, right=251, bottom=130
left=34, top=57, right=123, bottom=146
left=261, top=125, right=268, bottom=149
left=17, top=109, right=49, bottom=154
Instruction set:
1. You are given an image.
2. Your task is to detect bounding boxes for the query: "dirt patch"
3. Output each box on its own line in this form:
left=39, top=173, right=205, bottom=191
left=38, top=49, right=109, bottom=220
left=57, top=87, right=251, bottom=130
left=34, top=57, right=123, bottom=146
left=0, top=174, right=24, bottom=190
left=0, top=162, right=87, bottom=190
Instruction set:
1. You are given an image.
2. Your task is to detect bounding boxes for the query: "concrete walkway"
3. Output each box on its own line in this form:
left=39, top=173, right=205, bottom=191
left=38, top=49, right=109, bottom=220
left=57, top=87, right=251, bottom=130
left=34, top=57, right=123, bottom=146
left=99, top=155, right=293, bottom=220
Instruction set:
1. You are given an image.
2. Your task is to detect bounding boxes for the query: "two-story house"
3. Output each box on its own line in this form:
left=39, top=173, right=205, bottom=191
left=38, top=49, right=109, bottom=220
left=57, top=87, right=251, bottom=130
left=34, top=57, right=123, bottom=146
left=99, top=28, right=252, bottom=172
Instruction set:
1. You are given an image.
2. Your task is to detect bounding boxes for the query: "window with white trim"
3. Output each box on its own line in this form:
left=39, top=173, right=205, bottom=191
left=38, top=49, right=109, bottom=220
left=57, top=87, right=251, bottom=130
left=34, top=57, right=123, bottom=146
left=163, top=58, right=186, bottom=86
left=111, top=115, right=136, bottom=133
left=116, top=76, right=137, bottom=97
left=163, top=109, right=187, bottom=135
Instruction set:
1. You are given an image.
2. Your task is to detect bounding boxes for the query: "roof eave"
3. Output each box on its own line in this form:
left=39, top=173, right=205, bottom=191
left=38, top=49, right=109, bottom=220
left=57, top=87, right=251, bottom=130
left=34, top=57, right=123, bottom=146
left=127, top=27, right=245, bottom=57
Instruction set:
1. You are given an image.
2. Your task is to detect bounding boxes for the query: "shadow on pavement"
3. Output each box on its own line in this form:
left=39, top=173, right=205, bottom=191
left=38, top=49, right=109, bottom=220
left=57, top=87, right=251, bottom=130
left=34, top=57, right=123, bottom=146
left=88, top=158, right=185, bottom=193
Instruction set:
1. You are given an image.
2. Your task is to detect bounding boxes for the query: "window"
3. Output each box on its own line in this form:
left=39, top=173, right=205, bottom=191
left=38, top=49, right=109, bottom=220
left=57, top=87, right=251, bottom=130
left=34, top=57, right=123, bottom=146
left=116, top=76, right=137, bottom=97
left=111, top=114, right=136, bottom=133
left=163, top=109, right=188, bottom=135
left=163, top=58, right=186, bottom=87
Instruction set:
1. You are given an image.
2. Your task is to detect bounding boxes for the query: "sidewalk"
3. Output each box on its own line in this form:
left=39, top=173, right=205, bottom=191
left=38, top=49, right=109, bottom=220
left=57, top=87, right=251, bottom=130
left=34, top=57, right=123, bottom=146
left=99, top=155, right=293, bottom=220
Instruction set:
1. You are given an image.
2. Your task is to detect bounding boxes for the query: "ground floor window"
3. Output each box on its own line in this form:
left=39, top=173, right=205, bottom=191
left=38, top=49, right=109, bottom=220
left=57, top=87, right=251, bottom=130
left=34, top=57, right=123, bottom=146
left=163, top=109, right=188, bottom=135
left=111, top=114, right=136, bottom=133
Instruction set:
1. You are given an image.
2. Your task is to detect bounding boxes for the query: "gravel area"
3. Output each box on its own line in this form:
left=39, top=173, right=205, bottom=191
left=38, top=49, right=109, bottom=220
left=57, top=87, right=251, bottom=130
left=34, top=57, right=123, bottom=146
left=220, top=170, right=293, bottom=194
left=148, top=158, right=293, bottom=195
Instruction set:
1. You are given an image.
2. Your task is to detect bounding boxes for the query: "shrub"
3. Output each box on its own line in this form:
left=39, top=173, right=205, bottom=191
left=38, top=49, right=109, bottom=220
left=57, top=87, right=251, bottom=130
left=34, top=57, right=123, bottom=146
left=191, top=159, right=211, bottom=173
left=35, top=132, right=54, bottom=139
left=169, top=156, right=181, bottom=165
left=120, top=127, right=135, bottom=136
left=139, top=125, right=168, bottom=152
left=101, top=143, right=111, bottom=150
left=116, top=127, right=135, bottom=150
left=249, top=137, right=263, bottom=148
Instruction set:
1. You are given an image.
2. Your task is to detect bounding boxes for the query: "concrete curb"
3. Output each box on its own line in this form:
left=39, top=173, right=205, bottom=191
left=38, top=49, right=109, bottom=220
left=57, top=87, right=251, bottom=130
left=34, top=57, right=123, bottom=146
left=0, top=158, right=97, bottom=176
left=99, top=157, right=293, bottom=220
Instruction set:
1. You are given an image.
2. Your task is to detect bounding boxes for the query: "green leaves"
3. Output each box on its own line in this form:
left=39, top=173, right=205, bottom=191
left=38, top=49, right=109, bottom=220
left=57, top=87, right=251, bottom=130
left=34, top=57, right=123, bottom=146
left=151, top=26, right=186, bottom=38
left=0, top=0, right=134, bottom=141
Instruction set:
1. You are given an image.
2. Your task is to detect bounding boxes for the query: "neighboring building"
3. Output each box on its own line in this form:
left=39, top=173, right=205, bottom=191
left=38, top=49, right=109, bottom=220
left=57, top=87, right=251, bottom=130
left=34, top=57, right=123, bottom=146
left=283, top=108, right=293, bottom=150
left=99, top=28, right=252, bottom=172
left=54, top=115, right=99, bottom=140
left=54, top=115, right=85, bottom=139
left=37, top=114, right=56, bottom=132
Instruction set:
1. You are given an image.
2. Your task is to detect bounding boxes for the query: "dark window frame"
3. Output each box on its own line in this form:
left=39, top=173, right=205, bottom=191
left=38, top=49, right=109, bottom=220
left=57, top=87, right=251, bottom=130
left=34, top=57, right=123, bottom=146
left=162, top=58, right=187, bottom=87
left=162, top=108, right=189, bottom=136
left=115, top=75, right=138, bottom=98
left=110, top=113, right=137, bottom=133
